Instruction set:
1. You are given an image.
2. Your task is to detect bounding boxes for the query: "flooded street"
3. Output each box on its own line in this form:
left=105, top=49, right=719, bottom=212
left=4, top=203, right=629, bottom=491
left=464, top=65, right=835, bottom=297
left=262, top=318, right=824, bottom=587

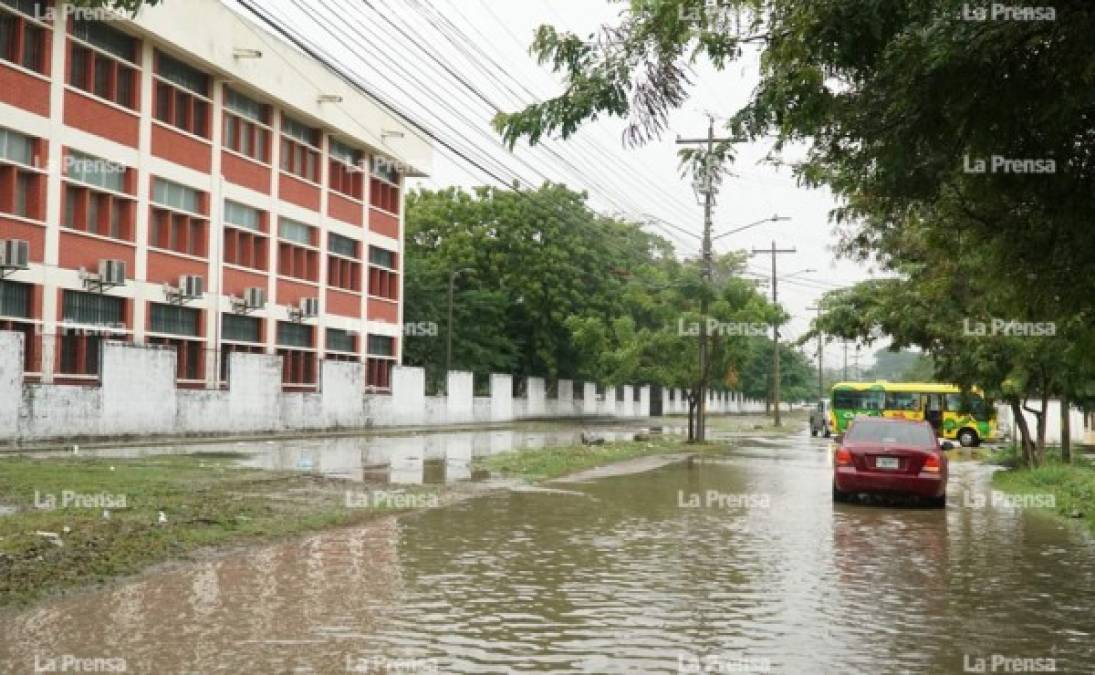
left=3, top=427, right=1094, bottom=673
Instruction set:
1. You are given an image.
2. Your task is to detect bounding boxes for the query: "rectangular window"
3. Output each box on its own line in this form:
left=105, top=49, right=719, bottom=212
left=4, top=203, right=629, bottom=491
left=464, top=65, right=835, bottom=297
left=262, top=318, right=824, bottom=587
left=276, top=321, right=313, bottom=348
left=367, top=334, right=394, bottom=357
left=65, top=150, right=125, bottom=193
left=0, top=279, right=31, bottom=318
left=225, top=88, right=268, bottom=122
left=148, top=335, right=203, bottom=382
left=61, top=183, right=133, bottom=240
left=368, top=246, right=396, bottom=269
left=326, top=328, right=356, bottom=354
left=72, top=19, right=137, bottom=63
left=278, top=218, right=313, bottom=245
left=152, top=178, right=201, bottom=214
left=0, top=2, right=48, bottom=74
left=369, top=177, right=401, bottom=214
left=280, top=116, right=320, bottom=183
left=328, top=233, right=358, bottom=258
left=62, top=290, right=124, bottom=326
left=149, top=303, right=200, bottom=337
left=330, top=139, right=364, bottom=200
left=156, top=51, right=208, bottom=95
left=223, top=227, right=267, bottom=271
left=366, top=358, right=393, bottom=390
left=224, top=200, right=263, bottom=231
left=222, top=313, right=262, bottom=343
left=154, top=52, right=210, bottom=138
left=223, top=88, right=271, bottom=163
left=69, top=21, right=138, bottom=110
left=0, top=126, right=35, bottom=165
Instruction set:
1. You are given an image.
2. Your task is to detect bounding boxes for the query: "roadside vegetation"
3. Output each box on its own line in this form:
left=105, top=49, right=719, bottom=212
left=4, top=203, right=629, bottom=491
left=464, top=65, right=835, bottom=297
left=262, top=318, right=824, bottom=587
left=990, top=448, right=1095, bottom=531
left=0, top=454, right=441, bottom=608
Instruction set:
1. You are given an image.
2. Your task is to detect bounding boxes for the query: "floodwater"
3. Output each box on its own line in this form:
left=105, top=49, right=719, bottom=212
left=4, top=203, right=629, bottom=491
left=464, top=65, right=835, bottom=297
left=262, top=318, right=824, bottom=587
left=3, top=428, right=1094, bottom=673
left=55, top=422, right=663, bottom=485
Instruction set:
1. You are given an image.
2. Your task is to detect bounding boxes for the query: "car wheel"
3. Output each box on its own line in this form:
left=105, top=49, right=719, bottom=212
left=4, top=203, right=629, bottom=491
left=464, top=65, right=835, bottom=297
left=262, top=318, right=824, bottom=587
left=832, top=482, right=851, bottom=503
left=926, top=494, right=947, bottom=509
left=957, top=428, right=979, bottom=448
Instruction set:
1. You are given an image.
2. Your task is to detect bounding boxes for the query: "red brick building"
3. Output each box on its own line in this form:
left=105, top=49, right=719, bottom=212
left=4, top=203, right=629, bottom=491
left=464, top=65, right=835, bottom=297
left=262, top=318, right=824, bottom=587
left=0, top=0, right=429, bottom=391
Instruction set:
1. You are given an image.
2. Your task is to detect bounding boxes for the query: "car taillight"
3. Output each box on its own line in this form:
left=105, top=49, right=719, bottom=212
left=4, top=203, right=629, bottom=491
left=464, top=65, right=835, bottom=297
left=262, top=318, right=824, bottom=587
left=835, top=447, right=853, bottom=466
left=923, top=453, right=941, bottom=473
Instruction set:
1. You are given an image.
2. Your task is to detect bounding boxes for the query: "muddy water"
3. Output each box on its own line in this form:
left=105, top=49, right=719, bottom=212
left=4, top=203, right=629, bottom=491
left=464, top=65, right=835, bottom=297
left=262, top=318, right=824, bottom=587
left=3, top=430, right=1094, bottom=673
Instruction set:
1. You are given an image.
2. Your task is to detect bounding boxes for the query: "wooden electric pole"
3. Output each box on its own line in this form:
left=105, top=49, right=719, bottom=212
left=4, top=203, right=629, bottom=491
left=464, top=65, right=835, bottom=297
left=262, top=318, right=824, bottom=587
left=676, top=117, right=730, bottom=442
left=751, top=241, right=796, bottom=427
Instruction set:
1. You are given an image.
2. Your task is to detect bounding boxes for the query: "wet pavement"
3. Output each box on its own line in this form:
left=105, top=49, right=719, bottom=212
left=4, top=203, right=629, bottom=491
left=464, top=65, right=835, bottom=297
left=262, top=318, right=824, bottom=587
left=2, top=426, right=1094, bottom=674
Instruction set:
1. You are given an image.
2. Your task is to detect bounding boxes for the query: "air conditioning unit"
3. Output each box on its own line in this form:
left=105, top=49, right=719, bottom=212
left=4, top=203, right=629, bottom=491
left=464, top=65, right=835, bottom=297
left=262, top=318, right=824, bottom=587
left=244, top=287, right=267, bottom=310
left=179, top=275, right=204, bottom=299
left=98, top=259, right=126, bottom=287
left=300, top=297, right=320, bottom=318
left=0, top=239, right=29, bottom=270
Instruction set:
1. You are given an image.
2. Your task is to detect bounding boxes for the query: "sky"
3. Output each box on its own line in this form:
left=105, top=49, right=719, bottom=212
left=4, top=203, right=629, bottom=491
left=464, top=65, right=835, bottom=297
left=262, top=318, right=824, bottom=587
left=249, top=0, right=882, bottom=374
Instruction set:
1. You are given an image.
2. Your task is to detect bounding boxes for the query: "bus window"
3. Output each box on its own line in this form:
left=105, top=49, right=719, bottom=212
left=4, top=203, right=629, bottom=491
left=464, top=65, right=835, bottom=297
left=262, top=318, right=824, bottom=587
left=945, top=393, right=991, bottom=421
left=884, top=392, right=921, bottom=411
left=833, top=389, right=884, bottom=410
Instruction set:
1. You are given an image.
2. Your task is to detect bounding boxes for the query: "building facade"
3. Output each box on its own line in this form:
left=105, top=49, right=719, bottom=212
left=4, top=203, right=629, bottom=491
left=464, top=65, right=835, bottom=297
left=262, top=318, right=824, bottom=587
left=0, top=0, right=430, bottom=391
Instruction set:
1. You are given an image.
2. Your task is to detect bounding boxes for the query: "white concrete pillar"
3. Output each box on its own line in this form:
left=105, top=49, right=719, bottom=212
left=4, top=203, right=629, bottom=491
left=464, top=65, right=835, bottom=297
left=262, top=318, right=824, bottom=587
left=583, top=382, right=597, bottom=415
left=490, top=373, right=513, bottom=422
left=390, top=365, right=426, bottom=425
left=0, top=332, right=23, bottom=440
left=446, top=371, right=473, bottom=424
left=526, top=377, right=546, bottom=417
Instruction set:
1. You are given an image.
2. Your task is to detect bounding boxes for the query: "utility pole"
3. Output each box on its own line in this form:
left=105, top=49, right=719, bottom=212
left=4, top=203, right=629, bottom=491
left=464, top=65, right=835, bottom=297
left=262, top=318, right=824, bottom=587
left=842, top=341, right=849, bottom=380
left=854, top=343, right=861, bottom=380
left=751, top=241, right=796, bottom=427
left=676, top=117, right=730, bottom=442
left=807, top=305, right=823, bottom=400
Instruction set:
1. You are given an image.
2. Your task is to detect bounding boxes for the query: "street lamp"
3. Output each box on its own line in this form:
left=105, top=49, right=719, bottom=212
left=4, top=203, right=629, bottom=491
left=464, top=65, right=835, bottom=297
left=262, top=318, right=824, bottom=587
left=712, top=214, right=790, bottom=241
left=445, top=267, right=475, bottom=391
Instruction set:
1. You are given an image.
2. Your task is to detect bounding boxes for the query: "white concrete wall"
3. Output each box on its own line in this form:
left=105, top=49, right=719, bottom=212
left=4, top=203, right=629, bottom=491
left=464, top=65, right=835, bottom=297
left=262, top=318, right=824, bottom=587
left=0, top=335, right=748, bottom=444
left=996, top=400, right=1086, bottom=445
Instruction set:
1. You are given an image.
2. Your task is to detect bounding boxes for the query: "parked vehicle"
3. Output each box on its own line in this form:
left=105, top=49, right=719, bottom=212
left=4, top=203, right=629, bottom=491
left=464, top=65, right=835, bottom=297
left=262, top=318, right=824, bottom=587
left=809, top=399, right=832, bottom=437
left=832, top=417, right=953, bottom=507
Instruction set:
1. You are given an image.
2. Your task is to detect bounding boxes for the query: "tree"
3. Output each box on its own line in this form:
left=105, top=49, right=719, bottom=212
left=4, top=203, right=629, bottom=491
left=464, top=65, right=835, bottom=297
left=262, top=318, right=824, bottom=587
left=494, top=0, right=1095, bottom=462
left=71, top=0, right=165, bottom=13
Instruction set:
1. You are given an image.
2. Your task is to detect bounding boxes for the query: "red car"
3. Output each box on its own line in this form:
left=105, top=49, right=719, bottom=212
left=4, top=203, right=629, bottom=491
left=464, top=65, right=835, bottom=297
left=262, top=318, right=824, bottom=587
left=832, top=417, right=952, bottom=508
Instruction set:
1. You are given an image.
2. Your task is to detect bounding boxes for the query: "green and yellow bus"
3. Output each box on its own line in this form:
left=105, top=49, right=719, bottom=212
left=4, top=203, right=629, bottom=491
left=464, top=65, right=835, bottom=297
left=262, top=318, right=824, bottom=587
left=829, top=381, right=997, bottom=447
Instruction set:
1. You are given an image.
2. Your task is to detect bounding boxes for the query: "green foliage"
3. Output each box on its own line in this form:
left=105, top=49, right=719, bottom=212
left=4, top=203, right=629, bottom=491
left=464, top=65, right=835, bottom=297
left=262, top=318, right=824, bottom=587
left=69, top=0, right=165, bottom=14
left=403, top=183, right=786, bottom=399
left=493, top=0, right=1095, bottom=462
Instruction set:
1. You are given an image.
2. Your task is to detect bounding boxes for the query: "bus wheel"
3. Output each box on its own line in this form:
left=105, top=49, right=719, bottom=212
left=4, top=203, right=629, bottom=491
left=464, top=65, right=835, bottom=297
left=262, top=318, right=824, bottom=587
left=957, top=428, right=979, bottom=448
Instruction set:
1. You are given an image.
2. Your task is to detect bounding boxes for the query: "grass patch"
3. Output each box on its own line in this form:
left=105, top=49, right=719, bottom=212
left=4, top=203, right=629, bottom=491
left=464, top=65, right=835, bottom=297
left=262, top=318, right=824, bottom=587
left=991, top=453, right=1095, bottom=531
left=705, top=411, right=807, bottom=436
left=475, top=436, right=725, bottom=482
left=0, top=454, right=439, bottom=608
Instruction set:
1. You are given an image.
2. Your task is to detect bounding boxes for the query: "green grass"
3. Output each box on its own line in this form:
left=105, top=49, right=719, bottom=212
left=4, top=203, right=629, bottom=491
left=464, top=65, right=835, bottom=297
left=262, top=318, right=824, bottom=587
left=991, top=451, right=1095, bottom=531
left=0, top=453, right=438, bottom=608
left=475, top=436, right=725, bottom=482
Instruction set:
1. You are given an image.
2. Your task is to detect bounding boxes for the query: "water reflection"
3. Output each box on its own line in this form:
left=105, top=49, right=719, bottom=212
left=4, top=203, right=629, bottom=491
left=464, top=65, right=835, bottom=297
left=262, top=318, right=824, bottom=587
left=58, top=423, right=664, bottom=486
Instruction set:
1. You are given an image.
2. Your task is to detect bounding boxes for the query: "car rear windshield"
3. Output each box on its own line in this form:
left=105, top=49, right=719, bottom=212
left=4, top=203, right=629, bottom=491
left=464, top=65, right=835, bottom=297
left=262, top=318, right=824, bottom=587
left=845, top=420, right=933, bottom=446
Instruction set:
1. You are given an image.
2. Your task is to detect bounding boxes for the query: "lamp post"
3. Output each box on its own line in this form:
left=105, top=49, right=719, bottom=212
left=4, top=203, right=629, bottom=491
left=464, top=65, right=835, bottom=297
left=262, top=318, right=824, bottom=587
left=445, top=268, right=475, bottom=392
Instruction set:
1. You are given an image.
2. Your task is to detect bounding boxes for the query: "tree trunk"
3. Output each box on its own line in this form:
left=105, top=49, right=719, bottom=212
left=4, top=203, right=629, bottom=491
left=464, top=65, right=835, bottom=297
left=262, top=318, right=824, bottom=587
left=686, top=391, right=696, bottom=442
left=1010, top=399, right=1036, bottom=468
left=1061, top=393, right=1072, bottom=463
